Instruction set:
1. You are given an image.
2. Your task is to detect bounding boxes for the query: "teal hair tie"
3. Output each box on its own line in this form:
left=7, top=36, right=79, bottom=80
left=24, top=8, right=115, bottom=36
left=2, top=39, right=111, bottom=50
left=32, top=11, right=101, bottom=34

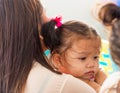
left=44, top=49, right=50, bottom=56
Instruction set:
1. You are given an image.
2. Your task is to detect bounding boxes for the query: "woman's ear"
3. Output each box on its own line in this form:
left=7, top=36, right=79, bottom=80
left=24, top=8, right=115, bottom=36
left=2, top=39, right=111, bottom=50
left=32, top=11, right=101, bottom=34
left=39, top=35, right=48, bottom=51
left=39, top=35, right=43, bottom=40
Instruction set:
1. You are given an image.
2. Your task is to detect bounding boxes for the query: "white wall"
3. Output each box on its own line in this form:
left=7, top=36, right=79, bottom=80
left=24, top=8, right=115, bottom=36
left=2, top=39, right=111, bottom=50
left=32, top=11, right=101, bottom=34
left=41, top=0, right=107, bottom=39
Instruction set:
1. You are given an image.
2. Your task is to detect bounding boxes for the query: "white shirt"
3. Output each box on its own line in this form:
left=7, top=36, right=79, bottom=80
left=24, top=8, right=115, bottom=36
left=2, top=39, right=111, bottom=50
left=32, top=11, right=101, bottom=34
left=24, top=62, right=96, bottom=93
left=99, top=71, right=120, bottom=93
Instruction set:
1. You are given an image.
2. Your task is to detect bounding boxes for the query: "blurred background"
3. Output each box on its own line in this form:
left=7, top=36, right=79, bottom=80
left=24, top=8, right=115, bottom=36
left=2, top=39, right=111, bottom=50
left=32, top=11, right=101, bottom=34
left=41, top=0, right=108, bottom=39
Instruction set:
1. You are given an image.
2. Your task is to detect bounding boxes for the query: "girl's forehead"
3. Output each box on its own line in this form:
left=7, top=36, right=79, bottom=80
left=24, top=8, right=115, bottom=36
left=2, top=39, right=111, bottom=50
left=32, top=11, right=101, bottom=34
left=63, top=38, right=101, bottom=56
left=61, top=37, right=101, bottom=55
left=73, top=38, right=101, bottom=48
left=67, top=38, right=101, bottom=54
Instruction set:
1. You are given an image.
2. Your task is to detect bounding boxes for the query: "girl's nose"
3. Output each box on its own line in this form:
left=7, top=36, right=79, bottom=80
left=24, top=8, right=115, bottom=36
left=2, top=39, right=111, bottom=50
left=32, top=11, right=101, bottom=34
left=86, top=61, right=95, bottom=68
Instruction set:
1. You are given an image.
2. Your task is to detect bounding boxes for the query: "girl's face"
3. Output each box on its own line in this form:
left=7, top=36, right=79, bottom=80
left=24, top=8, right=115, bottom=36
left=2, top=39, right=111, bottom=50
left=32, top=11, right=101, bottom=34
left=56, top=38, right=101, bottom=81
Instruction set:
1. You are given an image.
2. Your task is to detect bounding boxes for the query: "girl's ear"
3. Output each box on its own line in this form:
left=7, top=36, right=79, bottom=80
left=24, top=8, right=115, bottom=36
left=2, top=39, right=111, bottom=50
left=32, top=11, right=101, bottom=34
left=52, top=53, right=65, bottom=73
left=52, top=53, right=62, bottom=68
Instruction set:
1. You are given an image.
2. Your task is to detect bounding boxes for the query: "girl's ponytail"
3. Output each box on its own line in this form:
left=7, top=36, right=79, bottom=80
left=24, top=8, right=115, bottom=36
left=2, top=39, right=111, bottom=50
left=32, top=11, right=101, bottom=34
left=41, top=17, right=62, bottom=52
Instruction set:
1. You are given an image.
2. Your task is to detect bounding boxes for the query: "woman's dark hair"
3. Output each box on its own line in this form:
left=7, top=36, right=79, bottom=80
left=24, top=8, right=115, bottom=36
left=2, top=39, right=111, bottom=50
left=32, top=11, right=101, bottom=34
left=41, top=20, right=100, bottom=54
left=98, top=3, right=120, bottom=93
left=0, top=0, right=52, bottom=93
left=98, top=3, right=120, bottom=26
left=98, top=3, right=120, bottom=67
left=109, top=20, right=120, bottom=66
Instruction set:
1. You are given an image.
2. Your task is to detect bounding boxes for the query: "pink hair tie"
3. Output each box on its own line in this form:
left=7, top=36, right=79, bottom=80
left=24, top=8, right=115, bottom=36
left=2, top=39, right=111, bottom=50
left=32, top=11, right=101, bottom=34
left=52, top=16, right=62, bottom=28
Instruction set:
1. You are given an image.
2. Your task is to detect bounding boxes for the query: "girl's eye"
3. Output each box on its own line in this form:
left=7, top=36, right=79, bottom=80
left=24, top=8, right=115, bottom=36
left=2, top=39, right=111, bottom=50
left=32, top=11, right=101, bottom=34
left=79, top=57, right=86, bottom=60
left=94, top=56, right=99, bottom=59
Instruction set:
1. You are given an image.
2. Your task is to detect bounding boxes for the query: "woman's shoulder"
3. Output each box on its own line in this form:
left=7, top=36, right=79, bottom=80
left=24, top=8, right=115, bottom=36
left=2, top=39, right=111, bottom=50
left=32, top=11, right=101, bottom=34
left=99, top=71, right=120, bottom=93
left=24, top=62, right=69, bottom=93
left=24, top=62, right=96, bottom=93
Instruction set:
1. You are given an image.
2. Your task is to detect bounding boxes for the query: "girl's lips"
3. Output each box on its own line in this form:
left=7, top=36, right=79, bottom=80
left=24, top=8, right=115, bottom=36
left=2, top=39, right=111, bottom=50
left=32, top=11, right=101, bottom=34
left=85, top=71, right=94, bottom=74
left=84, top=71, right=95, bottom=80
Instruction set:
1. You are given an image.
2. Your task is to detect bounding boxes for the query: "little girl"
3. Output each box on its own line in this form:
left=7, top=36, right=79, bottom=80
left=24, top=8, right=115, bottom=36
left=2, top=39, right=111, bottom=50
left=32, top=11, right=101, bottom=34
left=41, top=18, right=107, bottom=92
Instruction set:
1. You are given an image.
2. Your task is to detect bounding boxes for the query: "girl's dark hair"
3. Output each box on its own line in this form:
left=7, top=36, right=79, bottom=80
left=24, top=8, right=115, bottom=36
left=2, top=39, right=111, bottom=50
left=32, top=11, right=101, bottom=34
left=0, top=0, right=52, bottom=93
left=41, top=20, right=100, bottom=54
left=98, top=3, right=120, bottom=26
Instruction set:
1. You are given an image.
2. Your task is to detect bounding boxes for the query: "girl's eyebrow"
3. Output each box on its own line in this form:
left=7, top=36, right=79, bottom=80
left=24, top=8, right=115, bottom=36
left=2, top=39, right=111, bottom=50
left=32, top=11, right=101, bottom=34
left=70, top=48, right=100, bottom=55
left=70, top=49, right=88, bottom=54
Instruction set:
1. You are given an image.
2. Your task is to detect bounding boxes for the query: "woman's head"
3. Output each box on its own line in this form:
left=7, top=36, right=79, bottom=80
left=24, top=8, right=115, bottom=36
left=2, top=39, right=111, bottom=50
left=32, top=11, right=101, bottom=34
left=0, top=0, right=49, bottom=93
left=41, top=20, right=101, bottom=80
left=98, top=2, right=120, bottom=67
left=97, top=3, right=120, bottom=92
left=98, top=3, right=120, bottom=26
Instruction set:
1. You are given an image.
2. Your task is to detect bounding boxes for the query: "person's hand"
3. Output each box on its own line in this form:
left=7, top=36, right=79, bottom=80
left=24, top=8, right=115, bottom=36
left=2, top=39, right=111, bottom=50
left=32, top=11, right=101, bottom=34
left=95, top=69, right=107, bottom=85
left=88, top=80, right=100, bottom=93
left=79, top=78, right=100, bottom=93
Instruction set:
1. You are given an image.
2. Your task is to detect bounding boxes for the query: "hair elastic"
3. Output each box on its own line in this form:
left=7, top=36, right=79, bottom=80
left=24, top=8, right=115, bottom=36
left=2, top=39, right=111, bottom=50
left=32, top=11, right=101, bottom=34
left=52, top=16, right=62, bottom=28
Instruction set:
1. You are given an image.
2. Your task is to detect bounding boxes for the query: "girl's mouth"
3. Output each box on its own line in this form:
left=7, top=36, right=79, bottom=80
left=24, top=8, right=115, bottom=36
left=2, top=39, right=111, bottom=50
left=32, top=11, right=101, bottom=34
left=85, top=71, right=95, bottom=81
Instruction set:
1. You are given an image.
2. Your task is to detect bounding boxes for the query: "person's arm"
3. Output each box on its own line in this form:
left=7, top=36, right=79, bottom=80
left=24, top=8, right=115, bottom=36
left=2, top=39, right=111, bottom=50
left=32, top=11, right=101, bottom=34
left=79, top=69, right=107, bottom=92
left=87, top=80, right=101, bottom=93
left=79, top=77, right=100, bottom=93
